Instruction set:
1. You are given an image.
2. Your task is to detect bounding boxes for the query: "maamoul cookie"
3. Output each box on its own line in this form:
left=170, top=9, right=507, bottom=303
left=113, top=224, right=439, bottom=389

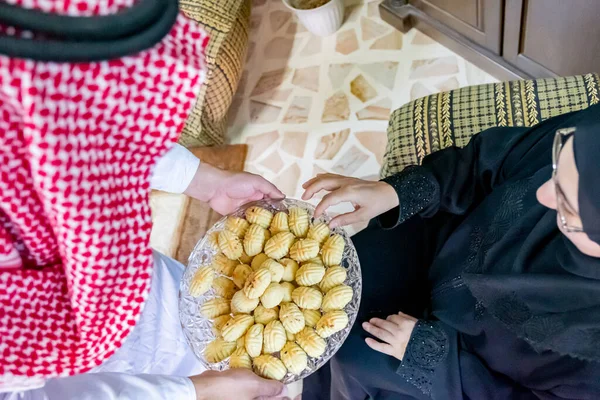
left=243, top=224, right=269, bottom=257
left=212, top=276, right=236, bottom=299
left=232, top=264, right=252, bottom=289
left=316, top=310, right=349, bottom=338
left=218, top=230, right=243, bottom=260
left=189, top=266, right=214, bottom=297
left=319, top=266, right=347, bottom=293
left=246, top=206, right=273, bottom=229
left=251, top=253, right=269, bottom=270
left=302, top=309, right=321, bottom=328
left=212, top=254, right=238, bottom=277
left=280, top=282, right=295, bottom=302
left=261, top=259, right=284, bottom=282
left=292, top=286, right=323, bottom=310
left=260, top=283, right=284, bottom=309
left=253, top=354, right=287, bottom=380
left=289, top=207, right=309, bottom=238
left=289, top=239, right=319, bottom=262
left=205, top=338, right=236, bottom=363
left=222, top=314, right=255, bottom=342
left=295, top=263, right=326, bottom=286
left=280, top=342, right=308, bottom=374
left=270, top=212, right=289, bottom=234
left=229, top=346, right=252, bottom=369
left=245, top=323, right=264, bottom=358
left=322, top=284, right=353, bottom=312
left=211, top=315, right=231, bottom=337
left=321, top=234, right=345, bottom=266
left=280, top=258, right=299, bottom=282
left=263, top=320, right=286, bottom=353
left=279, top=302, right=305, bottom=334
left=253, top=304, right=279, bottom=325
left=295, top=327, right=326, bottom=358
left=243, top=268, right=272, bottom=299
left=307, top=221, right=330, bottom=245
left=200, top=298, right=231, bottom=319
left=231, top=290, right=260, bottom=314
left=264, top=231, right=296, bottom=260
left=224, top=217, right=250, bottom=238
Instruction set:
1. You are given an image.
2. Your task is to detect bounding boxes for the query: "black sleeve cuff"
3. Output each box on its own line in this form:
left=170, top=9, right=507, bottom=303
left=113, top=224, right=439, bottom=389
left=377, top=166, right=437, bottom=229
left=396, top=320, right=449, bottom=397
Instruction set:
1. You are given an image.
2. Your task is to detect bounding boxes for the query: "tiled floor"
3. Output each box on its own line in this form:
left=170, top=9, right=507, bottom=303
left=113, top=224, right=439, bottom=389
left=227, top=0, right=497, bottom=234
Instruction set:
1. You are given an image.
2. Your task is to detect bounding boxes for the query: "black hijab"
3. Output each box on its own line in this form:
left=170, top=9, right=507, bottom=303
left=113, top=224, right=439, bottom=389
left=464, top=104, right=600, bottom=362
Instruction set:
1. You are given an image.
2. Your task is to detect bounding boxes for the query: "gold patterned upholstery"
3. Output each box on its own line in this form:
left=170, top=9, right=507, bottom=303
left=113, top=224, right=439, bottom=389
left=382, top=74, right=600, bottom=178
left=179, top=0, right=250, bottom=147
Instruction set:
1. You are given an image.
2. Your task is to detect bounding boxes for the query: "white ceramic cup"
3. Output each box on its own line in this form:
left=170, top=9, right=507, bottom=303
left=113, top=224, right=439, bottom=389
left=283, top=0, right=344, bottom=37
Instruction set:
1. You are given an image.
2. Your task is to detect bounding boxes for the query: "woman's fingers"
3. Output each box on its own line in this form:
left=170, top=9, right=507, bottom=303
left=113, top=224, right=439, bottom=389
left=301, top=175, right=347, bottom=200
left=314, top=190, right=352, bottom=218
left=370, top=317, right=399, bottom=332
left=329, top=209, right=365, bottom=229
left=362, top=321, right=393, bottom=342
left=386, top=314, right=405, bottom=325
left=365, top=337, right=395, bottom=356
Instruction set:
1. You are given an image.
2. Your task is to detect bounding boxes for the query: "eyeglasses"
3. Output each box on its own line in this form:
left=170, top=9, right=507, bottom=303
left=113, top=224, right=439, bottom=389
left=552, top=127, right=584, bottom=232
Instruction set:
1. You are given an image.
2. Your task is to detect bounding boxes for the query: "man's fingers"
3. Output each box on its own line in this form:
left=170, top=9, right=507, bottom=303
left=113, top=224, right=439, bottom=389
left=250, top=376, right=286, bottom=398
left=365, top=337, right=394, bottom=356
left=254, top=177, right=285, bottom=199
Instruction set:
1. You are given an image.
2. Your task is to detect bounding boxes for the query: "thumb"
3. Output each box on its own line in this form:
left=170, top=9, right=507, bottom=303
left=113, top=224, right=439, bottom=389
left=251, top=377, right=286, bottom=398
left=253, top=176, right=285, bottom=199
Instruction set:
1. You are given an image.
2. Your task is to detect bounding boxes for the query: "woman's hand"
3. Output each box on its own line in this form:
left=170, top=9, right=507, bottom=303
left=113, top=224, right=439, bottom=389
left=185, top=163, right=285, bottom=215
left=301, top=174, right=399, bottom=228
left=362, top=312, right=418, bottom=361
left=189, top=369, right=288, bottom=400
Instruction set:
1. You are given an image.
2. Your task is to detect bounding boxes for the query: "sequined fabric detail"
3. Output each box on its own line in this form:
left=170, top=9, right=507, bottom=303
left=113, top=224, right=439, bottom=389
left=474, top=301, right=486, bottom=321
left=397, top=321, right=449, bottom=397
left=381, top=166, right=437, bottom=227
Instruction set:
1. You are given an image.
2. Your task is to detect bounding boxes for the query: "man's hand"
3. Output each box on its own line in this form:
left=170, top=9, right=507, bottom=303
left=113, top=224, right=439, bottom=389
left=362, top=312, right=418, bottom=361
left=189, top=369, right=287, bottom=400
left=185, top=163, right=285, bottom=215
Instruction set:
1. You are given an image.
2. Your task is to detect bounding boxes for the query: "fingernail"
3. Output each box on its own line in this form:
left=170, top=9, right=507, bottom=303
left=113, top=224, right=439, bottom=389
left=362, top=322, right=369, bottom=329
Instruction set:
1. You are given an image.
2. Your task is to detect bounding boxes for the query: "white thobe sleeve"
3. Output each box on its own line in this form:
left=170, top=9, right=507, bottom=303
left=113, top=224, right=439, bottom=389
left=150, top=144, right=200, bottom=194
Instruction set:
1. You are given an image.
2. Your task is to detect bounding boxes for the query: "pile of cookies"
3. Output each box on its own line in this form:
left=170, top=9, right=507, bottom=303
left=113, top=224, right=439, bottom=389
left=189, top=206, right=354, bottom=380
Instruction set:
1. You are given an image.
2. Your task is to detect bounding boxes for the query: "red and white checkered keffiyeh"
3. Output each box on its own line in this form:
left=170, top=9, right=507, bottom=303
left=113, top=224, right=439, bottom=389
left=0, top=0, right=208, bottom=388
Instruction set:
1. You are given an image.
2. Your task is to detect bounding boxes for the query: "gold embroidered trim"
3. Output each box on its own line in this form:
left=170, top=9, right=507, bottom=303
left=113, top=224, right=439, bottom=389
left=440, top=91, right=452, bottom=148
left=495, top=82, right=507, bottom=127
left=511, top=81, right=524, bottom=127
left=585, top=73, right=599, bottom=105
left=525, top=80, right=539, bottom=125
left=414, top=98, right=426, bottom=162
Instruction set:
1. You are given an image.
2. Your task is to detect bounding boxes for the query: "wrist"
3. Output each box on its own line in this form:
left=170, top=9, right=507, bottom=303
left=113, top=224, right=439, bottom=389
left=189, top=373, right=215, bottom=400
left=184, top=163, right=229, bottom=203
left=377, top=181, right=400, bottom=210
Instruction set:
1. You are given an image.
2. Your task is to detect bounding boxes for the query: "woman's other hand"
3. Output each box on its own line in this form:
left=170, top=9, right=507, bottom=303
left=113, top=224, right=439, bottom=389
left=190, top=369, right=288, bottom=400
left=301, top=174, right=399, bottom=228
left=362, top=312, right=418, bottom=361
left=185, top=164, right=285, bottom=215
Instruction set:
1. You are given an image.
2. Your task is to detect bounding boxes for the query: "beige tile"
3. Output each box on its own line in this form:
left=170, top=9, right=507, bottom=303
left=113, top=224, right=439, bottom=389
left=260, top=150, right=285, bottom=173
left=227, top=95, right=244, bottom=127
left=355, top=131, right=387, bottom=164
left=436, top=76, right=460, bottom=92
left=246, top=130, right=280, bottom=160
left=315, top=129, right=351, bottom=160
left=356, top=98, right=391, bottom=120
left=264, top=37, right=294, bottom=60
left=252, top=0, right=267, bottom=7
left=246, top=41, right=256, bottom=62
left=251, top=68, right=291, bottom=96
left=358, top=62, right=399, bottom=90
left=345, top=5, right=362, bottom=23
left=328, top=63, right=354, bottom=89
left=322, top=91, right=350, bottom=122
left=263, top=88, right=293, bottom=103
left=274, top=162, right=301, bottom=197
left=282, top=131, right=308, bottom=158
left=287, top=22, right=298, bottom=35
left=336, top=29, right=359, bottom=55
left=360, top=16, right=389, bottom=41
left=332, top=145, right=370, bottom=175
left=370, top=31, right=403, bottom=50
left=283, top=96, right=312, bottom=123
left=411, top=30, right=436, bottom=45
left=409, top=56, right=459, bottom=79
left=410, top=82, right=432, bottom=100
left=250, top=15, right=262, bottom=33
left=301, top=36, right=322, bottom=56
left=292, top=66, right=320, bottom=92
left=350, top=75, right=378, bottom=103
left=249, top=101, right=282, bottom=124
left=312, top=164, right=328, bottom=176
left=270, top=10, right=292, bottom=32
left=367, top=1, right=380, bottom=17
